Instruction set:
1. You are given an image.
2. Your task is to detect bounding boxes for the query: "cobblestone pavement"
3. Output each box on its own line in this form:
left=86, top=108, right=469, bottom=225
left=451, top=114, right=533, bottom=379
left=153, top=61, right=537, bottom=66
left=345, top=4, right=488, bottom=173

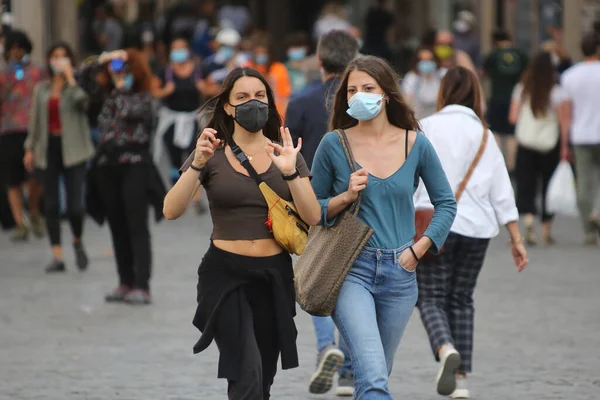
left=1, top=211, right=599, bottom=400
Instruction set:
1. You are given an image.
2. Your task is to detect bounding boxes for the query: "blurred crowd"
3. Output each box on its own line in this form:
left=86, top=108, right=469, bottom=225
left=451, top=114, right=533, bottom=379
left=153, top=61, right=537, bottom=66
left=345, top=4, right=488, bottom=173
left=0, top=0, right=600, bottom=397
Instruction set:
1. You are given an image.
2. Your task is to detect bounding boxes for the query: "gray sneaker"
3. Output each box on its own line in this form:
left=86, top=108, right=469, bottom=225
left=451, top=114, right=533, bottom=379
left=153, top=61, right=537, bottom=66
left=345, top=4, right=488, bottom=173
left=335, top=373, right=354, bottom=397
left=309, top=344, right=344, bottom=394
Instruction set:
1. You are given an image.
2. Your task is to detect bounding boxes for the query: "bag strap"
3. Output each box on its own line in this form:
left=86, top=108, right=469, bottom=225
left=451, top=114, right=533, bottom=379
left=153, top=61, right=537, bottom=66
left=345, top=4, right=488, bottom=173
left=336, top=129, right=362, bottom=215
left=455, top=125, right=488, bottom=202
left=229, top=139, right=263, bottom=185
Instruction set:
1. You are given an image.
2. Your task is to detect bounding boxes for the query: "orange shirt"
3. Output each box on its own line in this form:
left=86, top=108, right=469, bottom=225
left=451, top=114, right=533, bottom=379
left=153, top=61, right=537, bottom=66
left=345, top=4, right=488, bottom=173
left=246, top=61, right=292, bottom=119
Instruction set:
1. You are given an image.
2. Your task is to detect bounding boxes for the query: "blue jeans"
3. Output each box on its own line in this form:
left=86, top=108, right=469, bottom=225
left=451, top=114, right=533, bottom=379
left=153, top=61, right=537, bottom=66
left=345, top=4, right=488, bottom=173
left=332, top=242, right=418, bottom=399
left=312, top=316, right=352, bottom=375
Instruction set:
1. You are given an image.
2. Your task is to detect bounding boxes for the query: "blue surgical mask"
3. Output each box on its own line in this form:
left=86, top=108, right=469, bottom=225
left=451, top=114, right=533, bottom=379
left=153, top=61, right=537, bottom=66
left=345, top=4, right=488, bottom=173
left=255, top=54, right=268, bottom=65
left=123, top=73, right=134, bottom=90
left=417, top=60, right=437, bottom=75
left=215, top=46, right=234, bottom=64
left=287, top=48, right=306, bottom=61
left=347, top=92, right=384, bottom=121
left=170, top=48, right=189, bottom=63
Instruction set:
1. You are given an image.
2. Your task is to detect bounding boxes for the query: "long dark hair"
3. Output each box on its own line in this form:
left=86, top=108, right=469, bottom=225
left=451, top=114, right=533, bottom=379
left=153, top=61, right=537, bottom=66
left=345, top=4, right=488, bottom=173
left=437, top=66, right=487, bottom=128
left=329, top=55, right=420, bottom=131
left=200, top=67, right=282, bottom=145
left=521, top=51, right=555, bottom=118
left=46, top=42, right=77, bottom=78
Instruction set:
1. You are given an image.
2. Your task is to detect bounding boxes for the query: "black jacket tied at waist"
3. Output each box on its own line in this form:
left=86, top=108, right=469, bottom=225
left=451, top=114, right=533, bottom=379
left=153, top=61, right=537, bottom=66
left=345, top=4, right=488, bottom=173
left=192, top=243, right=298, bottom=380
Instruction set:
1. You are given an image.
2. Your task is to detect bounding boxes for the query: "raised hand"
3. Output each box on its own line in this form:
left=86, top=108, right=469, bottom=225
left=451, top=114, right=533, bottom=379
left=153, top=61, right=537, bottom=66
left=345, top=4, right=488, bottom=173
left=193, top=128, right=221, bottom=168
left=266, top=127, right=301, bottom=176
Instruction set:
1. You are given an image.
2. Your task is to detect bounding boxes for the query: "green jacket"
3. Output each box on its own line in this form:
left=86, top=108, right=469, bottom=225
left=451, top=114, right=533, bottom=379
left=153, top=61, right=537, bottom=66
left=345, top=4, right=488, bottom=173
left=25, top=81, right=95, bottom=169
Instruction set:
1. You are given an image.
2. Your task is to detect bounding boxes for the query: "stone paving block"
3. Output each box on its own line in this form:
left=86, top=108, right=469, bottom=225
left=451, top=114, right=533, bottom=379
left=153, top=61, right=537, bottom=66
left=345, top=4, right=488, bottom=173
left=0, top=214, right=599, bottom=399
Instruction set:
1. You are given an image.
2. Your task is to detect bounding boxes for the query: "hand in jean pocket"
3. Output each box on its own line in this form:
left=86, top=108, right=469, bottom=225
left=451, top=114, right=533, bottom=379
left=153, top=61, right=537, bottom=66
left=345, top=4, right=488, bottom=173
left=398, top=248, right=418, bottom=272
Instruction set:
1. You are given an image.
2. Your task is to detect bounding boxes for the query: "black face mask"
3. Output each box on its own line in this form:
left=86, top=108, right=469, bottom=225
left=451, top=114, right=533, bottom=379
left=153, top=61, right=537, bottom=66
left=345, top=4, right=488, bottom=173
left=232, top=99, right=270, bottom=133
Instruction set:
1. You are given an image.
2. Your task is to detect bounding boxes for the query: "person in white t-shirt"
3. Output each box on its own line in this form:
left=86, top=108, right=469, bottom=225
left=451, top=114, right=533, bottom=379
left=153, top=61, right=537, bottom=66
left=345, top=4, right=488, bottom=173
left=559, top=32, right=600, bottom=245
left=509, top=51, right=565, bottom=245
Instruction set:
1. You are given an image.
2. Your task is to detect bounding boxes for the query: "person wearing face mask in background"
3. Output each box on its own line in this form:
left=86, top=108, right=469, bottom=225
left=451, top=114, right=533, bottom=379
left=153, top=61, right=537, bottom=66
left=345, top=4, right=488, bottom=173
left=452, top=11, right=481, bottom=69
left=201, top=28, right=242, bottom=97
left=402, top=46, right=445, bottom=119
left=310, top=55, right=456, bottom=399
left=245, top=32, right=292, bottom=119
left=284, top=32, right=310, bottom=94
left=24, top=42, right=94, bottom=273
left=85, top=49, right=163, bottom=305
left=0, top=30, right=45, bottom=241
left=154, top=35, right=205, bottom=188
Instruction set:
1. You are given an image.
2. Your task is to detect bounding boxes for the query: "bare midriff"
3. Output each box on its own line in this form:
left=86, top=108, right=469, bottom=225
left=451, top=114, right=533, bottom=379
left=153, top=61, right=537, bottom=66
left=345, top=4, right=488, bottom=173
left=213, top=238, right=283, bottom=257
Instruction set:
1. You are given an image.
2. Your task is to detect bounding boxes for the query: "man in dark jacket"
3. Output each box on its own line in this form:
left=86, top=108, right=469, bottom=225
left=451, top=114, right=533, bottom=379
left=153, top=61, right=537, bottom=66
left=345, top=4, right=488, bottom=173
left=285, top=29, right=359, bottom=396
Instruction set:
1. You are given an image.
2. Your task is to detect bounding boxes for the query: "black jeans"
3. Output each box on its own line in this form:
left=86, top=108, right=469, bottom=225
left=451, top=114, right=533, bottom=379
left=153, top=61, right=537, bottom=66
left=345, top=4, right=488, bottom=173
left=43, top=136, right=87, bottom=246
left=96, top=163, right=151, bottom=290
left=515, top=144, right=560, bottom=222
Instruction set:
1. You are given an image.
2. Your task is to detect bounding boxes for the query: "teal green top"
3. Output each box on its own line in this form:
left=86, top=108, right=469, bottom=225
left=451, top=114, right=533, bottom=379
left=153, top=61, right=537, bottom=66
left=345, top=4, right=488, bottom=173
left=310, top=131, right=457, bottom=251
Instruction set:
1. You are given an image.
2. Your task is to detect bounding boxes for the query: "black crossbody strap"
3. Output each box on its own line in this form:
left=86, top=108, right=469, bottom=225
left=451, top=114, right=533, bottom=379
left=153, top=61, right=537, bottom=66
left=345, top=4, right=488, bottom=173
left=229, top=140, right=263, bottom=185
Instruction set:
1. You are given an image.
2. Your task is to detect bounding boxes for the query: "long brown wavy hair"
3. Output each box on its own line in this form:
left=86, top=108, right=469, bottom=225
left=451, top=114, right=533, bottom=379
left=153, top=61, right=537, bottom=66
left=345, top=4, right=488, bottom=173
left=520, top=51, right=555, bottom=118
left=437, top=66, right=487, bottom=128
left=123, top=48, right=153, bottom=93
left=329, top=55, right=420, bottom=132
left=199, top=67, right=282, bottom=145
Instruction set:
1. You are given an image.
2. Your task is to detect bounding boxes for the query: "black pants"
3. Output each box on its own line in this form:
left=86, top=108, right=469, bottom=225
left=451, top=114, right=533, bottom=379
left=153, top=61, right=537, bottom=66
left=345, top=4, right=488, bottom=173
left=417, top=233, right=490, bottom=373
left=515, top=144, right=560, bottom=222
left=44, top=136, right=87, bottom=246
left=223, top=280, right=279, bottom=400
left=96, top=163, right=151, bottom=290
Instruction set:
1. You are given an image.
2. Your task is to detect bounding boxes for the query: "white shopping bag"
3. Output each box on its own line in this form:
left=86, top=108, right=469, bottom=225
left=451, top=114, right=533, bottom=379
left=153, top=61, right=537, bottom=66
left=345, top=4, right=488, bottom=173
left=546, top=161, right=579, bottom=217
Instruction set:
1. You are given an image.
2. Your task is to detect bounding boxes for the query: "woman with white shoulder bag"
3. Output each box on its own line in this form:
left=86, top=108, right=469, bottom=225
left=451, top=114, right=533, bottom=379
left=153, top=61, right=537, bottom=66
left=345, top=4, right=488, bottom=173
left=509, top=51, right=566, bottom=245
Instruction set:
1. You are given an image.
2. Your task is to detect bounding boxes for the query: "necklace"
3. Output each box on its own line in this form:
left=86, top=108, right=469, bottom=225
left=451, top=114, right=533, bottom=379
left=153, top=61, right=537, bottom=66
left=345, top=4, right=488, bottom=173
left=238, top=140, right=267, bottom=161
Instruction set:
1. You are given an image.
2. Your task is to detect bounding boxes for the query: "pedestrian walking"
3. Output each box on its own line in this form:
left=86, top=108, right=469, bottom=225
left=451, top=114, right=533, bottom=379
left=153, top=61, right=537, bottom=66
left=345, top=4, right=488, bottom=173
left=164, top=67, right=321, bottom=399
left=559, top=32, right=600, bottom=245
left=0, top=30, right=45, bottom=241
left=483, top=30, right=528, bottom=174
left=310, top=55, right=457, bottom=399
left=509, top=51, right=565, bottom=245
left=24, top=42, right=94, bottom=273
left=286, top=29, right=359, bottom=396
left=414, top=66, right=529, bottom=399
left=88, top=49, right=158, bottom=305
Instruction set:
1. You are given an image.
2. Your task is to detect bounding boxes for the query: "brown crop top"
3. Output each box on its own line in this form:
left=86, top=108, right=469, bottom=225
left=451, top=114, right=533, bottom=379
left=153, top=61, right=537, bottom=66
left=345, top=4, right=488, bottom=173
left=180, top=147, right=311, bottom=240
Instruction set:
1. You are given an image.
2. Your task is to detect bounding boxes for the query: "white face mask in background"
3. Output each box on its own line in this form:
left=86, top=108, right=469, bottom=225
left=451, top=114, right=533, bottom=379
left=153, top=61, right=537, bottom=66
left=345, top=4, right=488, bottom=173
left=453, top=19, right=470, bottom=34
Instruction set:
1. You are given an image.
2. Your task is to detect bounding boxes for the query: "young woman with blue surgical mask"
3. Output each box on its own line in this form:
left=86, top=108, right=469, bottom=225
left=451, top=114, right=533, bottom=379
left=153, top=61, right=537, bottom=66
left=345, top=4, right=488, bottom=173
left=154, top=36, right=205, bottom=187
left=284, top=32, right=310, bottom=93
left=401, top=47, right=445, bottom=119
left=310, top=55, right=457, bottom=399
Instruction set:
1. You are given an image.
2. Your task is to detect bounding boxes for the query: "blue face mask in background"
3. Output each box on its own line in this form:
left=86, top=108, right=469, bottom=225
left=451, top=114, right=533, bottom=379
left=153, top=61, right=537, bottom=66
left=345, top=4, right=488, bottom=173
left=215, top=46, right=235, bottom=64
left=346, top=92, right=384, bottom=121
left=123, top=73, right=134, bottom=90
left=170, top=48, right=190, bottom=63
left=287, top=48, right=306, bottom=61
left=417, top=60, right=437, bottom=75
left=255, top=53, right=268, bottom=65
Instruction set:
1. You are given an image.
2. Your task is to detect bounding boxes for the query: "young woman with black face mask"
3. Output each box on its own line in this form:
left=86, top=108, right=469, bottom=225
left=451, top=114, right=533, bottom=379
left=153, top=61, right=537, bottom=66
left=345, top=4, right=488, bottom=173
left=163, top=67, right=321, bottom=399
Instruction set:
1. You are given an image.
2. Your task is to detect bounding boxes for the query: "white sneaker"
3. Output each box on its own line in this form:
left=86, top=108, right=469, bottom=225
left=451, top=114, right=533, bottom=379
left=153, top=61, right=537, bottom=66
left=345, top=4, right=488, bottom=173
left=450, top=377, right=470, bottom=399
left=436, top=347, right=461, bottom=395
